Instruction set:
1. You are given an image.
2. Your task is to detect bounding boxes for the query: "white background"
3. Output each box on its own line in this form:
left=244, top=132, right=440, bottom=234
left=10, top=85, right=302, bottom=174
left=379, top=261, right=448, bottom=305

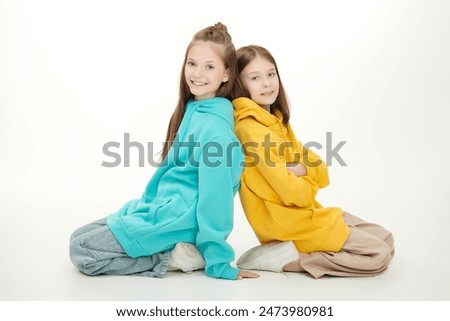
left=1, top=0, right=449, bottom=302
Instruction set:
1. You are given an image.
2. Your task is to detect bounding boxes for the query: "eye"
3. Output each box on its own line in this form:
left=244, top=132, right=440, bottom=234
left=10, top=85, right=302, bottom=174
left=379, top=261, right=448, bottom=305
left=206, top=64, right=215, bottom=70
left=186, top=61, right=195, bottom=67
left=268, top=72, right=277, bottom=77
left=250, top=76, right=260, bottom=81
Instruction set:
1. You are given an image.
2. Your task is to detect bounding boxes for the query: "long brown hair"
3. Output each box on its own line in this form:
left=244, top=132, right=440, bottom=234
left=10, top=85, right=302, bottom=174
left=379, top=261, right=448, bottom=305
left=161, top=22, right=239, bottom=160
left=235, top=45, right=290, bottom=125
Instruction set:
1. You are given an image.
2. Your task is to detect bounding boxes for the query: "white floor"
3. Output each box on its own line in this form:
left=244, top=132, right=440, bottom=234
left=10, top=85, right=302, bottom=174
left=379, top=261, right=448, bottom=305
left=1, top=190, right=449, bottom=302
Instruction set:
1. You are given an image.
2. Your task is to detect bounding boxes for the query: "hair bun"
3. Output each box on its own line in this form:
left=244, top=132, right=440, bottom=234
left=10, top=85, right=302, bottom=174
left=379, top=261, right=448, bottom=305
left=214, top=22, right=228, bottom=32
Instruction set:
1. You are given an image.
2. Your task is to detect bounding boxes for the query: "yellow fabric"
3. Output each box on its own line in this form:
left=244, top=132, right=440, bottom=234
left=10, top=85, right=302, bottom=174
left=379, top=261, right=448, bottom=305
left=233, top=97, right=349, bottom=253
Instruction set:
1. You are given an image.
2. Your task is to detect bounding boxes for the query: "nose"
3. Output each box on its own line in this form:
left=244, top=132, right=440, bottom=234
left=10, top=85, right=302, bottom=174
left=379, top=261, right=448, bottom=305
left=261, top=76, right=270, bottom=87
left=192, top=66, right=202, bottom=78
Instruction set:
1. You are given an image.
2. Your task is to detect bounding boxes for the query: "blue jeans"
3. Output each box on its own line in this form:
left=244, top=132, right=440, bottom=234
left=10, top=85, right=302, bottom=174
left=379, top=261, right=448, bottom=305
left=69, top=218, right=170, bottom=277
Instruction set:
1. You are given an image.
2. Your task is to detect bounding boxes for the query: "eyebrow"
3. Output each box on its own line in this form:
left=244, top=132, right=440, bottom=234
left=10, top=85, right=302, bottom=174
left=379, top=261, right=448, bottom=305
left=246, top=68, right=276, bottom=75
left=186, top=57, right=217, bottom=64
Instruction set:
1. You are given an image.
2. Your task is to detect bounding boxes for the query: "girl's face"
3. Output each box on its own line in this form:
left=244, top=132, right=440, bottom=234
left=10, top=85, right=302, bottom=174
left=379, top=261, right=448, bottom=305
left=184, top=41, right=229, bottom=101
left=240, top=56, right=279, bottom=111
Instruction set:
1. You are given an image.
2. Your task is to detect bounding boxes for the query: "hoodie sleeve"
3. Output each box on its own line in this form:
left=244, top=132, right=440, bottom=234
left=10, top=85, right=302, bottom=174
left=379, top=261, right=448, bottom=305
left=195, top=135, right=240, bottom=280
left=296, top=140, right=330, bottom=189
left=238, top=121, right=319, bottom=208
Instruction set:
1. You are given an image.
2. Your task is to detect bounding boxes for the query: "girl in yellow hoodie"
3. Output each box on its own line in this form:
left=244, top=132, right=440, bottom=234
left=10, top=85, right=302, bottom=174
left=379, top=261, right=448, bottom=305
left=233, top=45, right=395, bottom=278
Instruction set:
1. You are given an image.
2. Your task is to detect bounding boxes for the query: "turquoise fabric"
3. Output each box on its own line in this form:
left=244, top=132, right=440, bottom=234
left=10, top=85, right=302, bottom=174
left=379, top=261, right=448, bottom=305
left=107, top=97, right=244, bottom=280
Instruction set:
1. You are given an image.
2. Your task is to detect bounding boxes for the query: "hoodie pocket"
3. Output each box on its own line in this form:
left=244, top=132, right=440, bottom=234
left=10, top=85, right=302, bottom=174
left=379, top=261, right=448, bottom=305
left=153, top=194, right=188, bottom=223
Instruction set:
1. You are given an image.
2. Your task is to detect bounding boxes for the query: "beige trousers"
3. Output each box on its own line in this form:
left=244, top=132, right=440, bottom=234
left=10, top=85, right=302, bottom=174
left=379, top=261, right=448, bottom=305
left=299, top=212, right=395, bottom=278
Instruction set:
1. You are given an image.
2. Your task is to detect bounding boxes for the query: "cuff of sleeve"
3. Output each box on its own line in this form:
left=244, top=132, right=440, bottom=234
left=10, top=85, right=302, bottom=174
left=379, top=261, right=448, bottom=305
left=206, top=264, right=240, bottom=280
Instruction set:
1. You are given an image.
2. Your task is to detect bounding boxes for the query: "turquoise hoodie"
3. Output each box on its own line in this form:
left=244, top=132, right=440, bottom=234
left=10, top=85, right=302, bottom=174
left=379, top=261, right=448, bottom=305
left=107, top=97, right=244, bottom=280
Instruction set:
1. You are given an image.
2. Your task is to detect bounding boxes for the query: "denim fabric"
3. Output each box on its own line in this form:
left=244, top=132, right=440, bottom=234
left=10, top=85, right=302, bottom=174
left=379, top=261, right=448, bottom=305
left=69, top=218, right=170, bottom=277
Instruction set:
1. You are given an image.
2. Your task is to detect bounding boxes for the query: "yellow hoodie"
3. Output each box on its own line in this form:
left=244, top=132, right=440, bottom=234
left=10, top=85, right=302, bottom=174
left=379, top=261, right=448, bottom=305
left=233, top=97, right=349, bottom=253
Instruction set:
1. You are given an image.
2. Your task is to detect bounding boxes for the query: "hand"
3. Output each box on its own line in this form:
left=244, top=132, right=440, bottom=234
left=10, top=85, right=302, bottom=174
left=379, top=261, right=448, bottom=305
left=236, top=270, right=260, bottom=280
left=286, top=163, right=307, bottom=176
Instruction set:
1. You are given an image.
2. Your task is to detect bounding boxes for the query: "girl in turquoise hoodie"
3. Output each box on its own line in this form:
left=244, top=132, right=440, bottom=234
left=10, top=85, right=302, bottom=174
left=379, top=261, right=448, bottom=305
left=69, top=23, right=259, bottom=281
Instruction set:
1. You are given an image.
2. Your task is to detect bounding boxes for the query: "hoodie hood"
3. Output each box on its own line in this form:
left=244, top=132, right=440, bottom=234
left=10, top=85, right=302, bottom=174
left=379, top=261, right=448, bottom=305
left=233, top=97, right=286, bottom=134
left=189, top=97, right=234, bottom=129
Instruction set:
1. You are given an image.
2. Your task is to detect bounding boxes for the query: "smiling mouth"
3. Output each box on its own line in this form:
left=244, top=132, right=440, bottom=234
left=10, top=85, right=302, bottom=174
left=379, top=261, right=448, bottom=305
left=191, top=81, right=207, bottom=86
left=261, top=91, right=274, bottom=96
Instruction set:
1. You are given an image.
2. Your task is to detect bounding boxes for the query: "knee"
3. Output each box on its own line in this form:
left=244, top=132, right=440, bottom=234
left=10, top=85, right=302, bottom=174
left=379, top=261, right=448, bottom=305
left=385, top=233, right=395, bottom=257
left=69, top=237, right=83, bottom=270
left=69, top=237, right=93, bottom=276
left=69, top=225, right=88, bottom=243
left=373, top=242, right=393, bottom=271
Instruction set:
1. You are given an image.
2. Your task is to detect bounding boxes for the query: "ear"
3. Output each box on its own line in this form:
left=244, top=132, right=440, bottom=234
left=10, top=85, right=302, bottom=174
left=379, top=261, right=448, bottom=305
left=222, top=69, right=229, bottom=83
